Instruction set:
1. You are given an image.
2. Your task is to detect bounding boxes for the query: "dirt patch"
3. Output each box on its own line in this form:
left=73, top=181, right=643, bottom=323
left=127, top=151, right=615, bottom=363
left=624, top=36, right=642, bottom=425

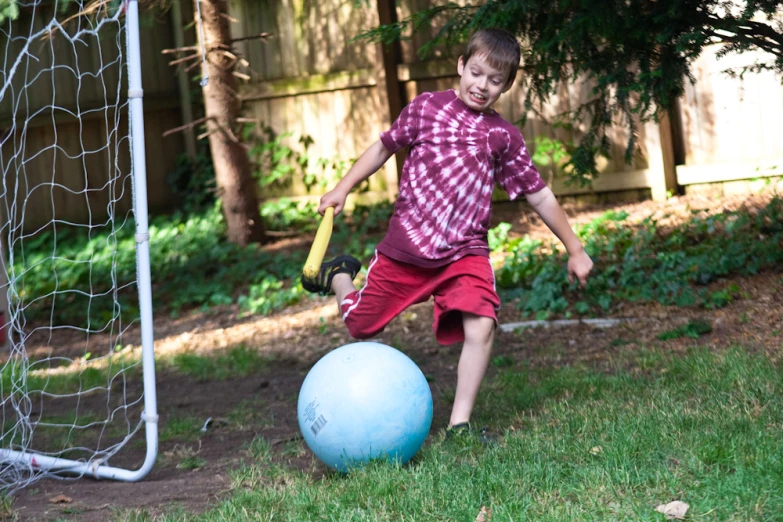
left=11, top=192, right=783, bottom=521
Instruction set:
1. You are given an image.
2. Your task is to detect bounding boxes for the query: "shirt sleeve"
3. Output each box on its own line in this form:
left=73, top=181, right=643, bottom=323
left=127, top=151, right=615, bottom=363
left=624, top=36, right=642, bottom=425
left=379, top=94, right=426, bottom=153
left=495, top=134, right=547, bottom=200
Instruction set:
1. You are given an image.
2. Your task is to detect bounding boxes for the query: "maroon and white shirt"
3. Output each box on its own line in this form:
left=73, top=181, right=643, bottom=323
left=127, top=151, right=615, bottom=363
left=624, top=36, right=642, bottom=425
left=377, top=89, right=546, bottom=267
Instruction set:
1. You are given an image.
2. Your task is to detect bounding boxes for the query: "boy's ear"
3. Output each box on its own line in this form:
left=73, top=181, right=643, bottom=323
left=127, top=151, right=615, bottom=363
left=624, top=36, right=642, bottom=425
left=502, top=72, right=517, bottom=93
left=457, top=55, right=465, bottom=76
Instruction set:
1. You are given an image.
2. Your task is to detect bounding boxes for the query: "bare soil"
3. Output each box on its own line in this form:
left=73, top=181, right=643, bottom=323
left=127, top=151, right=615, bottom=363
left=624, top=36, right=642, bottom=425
left=11, top=192, right=783, bottom=521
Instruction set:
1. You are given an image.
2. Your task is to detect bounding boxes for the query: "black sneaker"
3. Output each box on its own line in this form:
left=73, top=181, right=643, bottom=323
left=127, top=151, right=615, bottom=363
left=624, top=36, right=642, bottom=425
left=301, top=255, right=361, bottom=296
left=444, top=422, right=497, bottom=445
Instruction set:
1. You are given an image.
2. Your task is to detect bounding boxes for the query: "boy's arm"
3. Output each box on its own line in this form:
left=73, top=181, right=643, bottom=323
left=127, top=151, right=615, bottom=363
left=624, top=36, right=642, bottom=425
left=525, top=186, right=593, bottom=286
left=319, top=140, right=393, bottom=215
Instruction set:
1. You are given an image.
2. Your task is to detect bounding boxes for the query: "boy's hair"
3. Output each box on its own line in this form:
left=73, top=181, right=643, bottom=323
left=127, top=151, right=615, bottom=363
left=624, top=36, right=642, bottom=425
left=462, top=28, right=521, bottom=85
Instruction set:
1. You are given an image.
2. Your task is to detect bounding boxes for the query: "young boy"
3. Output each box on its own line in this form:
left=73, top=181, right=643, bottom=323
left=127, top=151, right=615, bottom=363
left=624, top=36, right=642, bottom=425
left=302, top=28, right=593, bottom=438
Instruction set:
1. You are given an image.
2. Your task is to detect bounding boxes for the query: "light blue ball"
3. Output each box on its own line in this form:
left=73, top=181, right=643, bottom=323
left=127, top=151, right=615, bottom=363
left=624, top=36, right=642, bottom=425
left=297, top=342, right=433, bottom=471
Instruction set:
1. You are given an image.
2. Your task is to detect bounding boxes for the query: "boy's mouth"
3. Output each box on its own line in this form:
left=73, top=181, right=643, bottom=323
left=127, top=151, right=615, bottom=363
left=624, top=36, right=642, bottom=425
left=470, top=92, right=487, bottom=103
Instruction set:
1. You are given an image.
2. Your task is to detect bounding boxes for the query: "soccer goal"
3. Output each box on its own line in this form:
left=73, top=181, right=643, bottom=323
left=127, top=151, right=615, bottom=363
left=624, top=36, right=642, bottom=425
left=0, top=0, right=157, bottom=492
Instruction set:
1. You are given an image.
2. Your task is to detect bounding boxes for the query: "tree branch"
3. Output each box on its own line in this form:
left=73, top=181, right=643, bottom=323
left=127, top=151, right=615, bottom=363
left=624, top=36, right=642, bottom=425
left=742, top=19, right=783, bottom=49
left=185, top=60, right=203, bottom=73
left=706, top=15, right=783, bottom=57
left=167, top=53, right=202, bottom=67
left=162, top=116, right=212, bottom=138
left=199, top=122, right=242, bottom=144
left=161, top=46, right=199, bottom=55
left=230, top=33, right=272, bottom=44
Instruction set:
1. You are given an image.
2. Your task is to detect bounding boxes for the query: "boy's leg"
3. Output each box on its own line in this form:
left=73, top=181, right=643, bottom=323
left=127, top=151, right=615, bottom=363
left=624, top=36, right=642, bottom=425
left=428, top=255, right=500, bottom=429
left=332, top=273, right=356, bottom=304
left=449, top=313, right=495, bottom=427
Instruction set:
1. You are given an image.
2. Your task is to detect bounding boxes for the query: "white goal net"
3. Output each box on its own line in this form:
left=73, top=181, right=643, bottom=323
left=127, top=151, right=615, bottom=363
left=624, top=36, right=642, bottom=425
left=0, top=0, right=157, bottom=493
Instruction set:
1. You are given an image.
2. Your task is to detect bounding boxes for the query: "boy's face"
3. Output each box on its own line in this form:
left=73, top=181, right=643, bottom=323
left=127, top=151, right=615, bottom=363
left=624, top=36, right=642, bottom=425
left=457, top=53, right=513, bottom=112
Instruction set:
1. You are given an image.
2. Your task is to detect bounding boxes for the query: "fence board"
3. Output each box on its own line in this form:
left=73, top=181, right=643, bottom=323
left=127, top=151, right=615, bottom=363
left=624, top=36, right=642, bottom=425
left=0, top=7, right=186, bottom=233
left=242, top=84, right=394, bottom=201
left=229, top=0, right=380, bottom=81
left=240, top=69, right=377, bottom=101
left=681, top=46, right=783, bottom=172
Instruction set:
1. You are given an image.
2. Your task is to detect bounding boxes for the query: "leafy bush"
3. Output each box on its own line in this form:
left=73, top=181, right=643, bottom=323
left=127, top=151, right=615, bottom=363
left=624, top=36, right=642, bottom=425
left=657, top=320, right=713, bottom=340
left=14, top=195, right=393, bottom=325
left=168, top=126, right=353, bottom=226
left=14, top=204, right=306, bottom=324
left=330, top=201, right=395, bottom=260
left=165, top=151, right=217, bottom=214
left=238, top=277, right=304, bottom=316
left=246, top=126, right=313, bottom=190
left=497, top=196, right=783, bottom=318
left=488, top=222, right=512, bottom=252
left=260, top=198, right=318, bottom=232
left=245, top=124, right=351, bottom=194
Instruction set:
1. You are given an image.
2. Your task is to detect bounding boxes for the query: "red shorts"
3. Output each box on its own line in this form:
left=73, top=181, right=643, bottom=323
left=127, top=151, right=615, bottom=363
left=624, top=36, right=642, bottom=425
left=340, top=251, right=500, bottom=345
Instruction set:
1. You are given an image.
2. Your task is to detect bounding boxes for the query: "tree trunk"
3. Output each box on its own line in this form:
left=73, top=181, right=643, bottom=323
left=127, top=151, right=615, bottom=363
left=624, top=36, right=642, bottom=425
left=198, top=0, right=266, bottom=245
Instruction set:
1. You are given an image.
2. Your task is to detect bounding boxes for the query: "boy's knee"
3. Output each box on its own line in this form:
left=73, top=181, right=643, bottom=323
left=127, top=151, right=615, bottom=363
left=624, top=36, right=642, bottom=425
left=344, top=318, right=381, bottom=340
left=341, top=292, right=391, bottom=340
left=343, top=315, right=383, bottom=340
left=462, top=313, right=495, bottom=345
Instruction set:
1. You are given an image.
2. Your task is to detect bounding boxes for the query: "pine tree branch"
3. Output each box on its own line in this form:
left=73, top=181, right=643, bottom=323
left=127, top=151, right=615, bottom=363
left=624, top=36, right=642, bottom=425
left=707, top=15, right=783, bottom=57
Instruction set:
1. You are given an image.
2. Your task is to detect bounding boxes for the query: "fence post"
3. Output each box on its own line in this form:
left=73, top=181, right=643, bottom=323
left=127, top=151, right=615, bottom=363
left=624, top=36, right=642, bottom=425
left=647, top=113, right=678, bottom=201
left=170, top=0, right=197, bottom=159
left=376, top=0, right=406, bottom=186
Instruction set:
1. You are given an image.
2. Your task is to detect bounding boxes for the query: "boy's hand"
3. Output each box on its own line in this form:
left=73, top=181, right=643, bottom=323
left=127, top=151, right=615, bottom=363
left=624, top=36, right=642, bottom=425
left=567, top=248, right=593, bottom=288
left=319, top=189, right=349, bottom=216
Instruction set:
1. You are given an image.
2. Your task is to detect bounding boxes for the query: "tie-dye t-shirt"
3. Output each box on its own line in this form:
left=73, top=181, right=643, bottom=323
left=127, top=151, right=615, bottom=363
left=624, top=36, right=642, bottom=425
left=377, top=89, right=546, bottom=267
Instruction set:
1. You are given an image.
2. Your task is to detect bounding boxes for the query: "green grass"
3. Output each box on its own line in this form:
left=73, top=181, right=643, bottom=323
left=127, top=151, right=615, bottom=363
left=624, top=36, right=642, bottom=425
left=2, top=353, right=141, bottom=396
left=1, top=357, right=143, bottom=449
left=112, top=507, right=188, bottom=522
left=176, top=456, right=206, bottom=471
left=165, top=345, right=271, bottom=382
left=245, top=436, right=272, bottom=461
left=146, top=346, right=782, bottom=521
left=227, top=398, right=276, bottom=430
left=0, top=492, right=15, bottom=520
left=159, top=416, right=203, bottom=442
left=657, top=320, right=714, bottom=340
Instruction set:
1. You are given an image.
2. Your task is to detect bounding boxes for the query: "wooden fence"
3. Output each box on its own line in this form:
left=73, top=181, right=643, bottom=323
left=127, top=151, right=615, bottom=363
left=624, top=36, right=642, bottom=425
left=677, top=47, right=783, bottom=194
left=229, top=0, right=399, bottom=205
left=3, top=1, right=782, bottom=233
left=0, top=3, right=187, bottom=233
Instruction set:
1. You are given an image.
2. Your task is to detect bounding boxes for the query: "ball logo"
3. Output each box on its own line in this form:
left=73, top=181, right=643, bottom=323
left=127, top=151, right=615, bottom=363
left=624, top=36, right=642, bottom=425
left=303, top=399, right=329, bottom=436
left=303, top=399, right=319, bottom=423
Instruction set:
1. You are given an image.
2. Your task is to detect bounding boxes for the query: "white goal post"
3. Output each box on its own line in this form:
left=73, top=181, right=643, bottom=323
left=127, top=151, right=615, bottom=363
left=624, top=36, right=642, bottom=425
left=0, top=0, right=157, bottom=492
